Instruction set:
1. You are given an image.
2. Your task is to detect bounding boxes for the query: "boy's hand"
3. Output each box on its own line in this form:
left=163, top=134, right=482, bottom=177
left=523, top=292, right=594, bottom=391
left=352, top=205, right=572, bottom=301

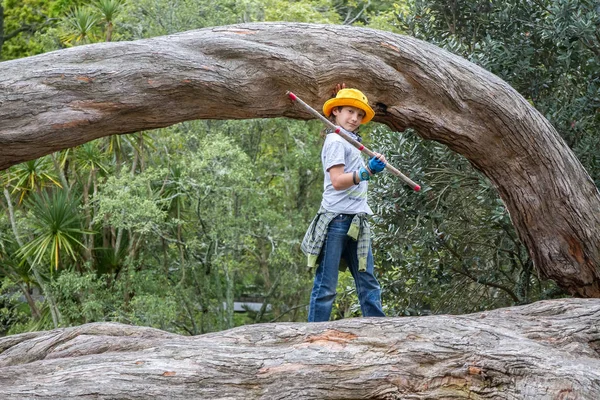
left=368, top=153, right=387, bottom=174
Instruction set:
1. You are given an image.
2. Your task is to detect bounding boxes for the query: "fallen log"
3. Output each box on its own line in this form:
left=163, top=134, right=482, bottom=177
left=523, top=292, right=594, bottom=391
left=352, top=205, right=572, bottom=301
left=0, top=298, right=598, bottom=399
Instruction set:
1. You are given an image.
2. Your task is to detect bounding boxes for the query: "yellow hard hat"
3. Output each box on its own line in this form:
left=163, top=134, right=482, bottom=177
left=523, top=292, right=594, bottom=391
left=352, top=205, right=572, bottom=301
left=322, top=88, right=375, bottom=124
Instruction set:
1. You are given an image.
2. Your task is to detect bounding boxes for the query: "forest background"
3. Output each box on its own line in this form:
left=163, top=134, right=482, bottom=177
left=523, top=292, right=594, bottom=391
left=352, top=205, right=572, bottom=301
left=0, top=0, right=598, bottom=336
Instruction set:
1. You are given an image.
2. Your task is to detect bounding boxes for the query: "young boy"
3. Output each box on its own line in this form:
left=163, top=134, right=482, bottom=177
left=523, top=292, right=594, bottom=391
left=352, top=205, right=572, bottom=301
left=301, top=88, right=387, bottom=322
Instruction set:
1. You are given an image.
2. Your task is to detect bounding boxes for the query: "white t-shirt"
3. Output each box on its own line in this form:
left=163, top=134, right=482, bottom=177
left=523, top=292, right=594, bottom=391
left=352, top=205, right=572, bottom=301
left=320, top=133, right=373, bottom=215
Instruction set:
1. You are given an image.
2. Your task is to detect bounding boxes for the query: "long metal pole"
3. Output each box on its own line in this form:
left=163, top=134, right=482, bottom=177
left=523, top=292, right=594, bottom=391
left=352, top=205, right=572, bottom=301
left=287, top=91, right=421, bottom=192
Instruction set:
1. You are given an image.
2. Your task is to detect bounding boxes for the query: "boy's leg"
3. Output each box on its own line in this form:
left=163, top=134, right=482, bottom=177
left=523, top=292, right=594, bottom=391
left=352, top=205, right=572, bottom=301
left=344, top=243, right=385, bottom=317
left=308, top=216, right=348, bottom=322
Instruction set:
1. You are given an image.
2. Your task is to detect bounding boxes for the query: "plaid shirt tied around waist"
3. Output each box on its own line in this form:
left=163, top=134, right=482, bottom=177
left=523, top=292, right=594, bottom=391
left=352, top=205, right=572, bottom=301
left=301, top=207, right=371, bottom=272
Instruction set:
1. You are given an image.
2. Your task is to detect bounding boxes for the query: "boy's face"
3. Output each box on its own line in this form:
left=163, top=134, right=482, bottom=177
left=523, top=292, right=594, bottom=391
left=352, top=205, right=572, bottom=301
left=332, top=106, right=365, bottom=132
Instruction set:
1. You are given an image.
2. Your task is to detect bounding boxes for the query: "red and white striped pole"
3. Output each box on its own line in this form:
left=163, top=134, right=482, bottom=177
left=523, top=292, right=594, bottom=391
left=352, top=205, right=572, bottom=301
left=287, top=91, right=421, bottom=192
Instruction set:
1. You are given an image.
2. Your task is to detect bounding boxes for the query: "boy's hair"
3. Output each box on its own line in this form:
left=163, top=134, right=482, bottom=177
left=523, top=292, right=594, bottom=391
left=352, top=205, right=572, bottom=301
left=327, top=106, right=340, bottom=123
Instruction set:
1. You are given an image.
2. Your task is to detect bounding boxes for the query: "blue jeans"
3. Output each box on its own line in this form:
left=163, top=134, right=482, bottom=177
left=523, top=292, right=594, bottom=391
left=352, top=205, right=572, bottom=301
left=308, top=214, right=385, bottom=322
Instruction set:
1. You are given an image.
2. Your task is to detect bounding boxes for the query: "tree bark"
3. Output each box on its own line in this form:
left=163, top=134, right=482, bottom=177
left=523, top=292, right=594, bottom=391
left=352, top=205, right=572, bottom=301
left=0, top=22, right=599, bottom=296
left=0, top=298, right=598, bottom=399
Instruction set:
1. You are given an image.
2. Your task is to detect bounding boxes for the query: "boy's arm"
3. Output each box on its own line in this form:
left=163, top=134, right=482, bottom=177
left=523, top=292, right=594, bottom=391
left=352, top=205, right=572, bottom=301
left=329, top=165, right=358, bottom=190
left=329, top=151, right=388, bottom=191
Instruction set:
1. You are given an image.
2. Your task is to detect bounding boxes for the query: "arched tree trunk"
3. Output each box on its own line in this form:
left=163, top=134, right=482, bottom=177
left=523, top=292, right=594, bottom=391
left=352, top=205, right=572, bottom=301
left=0, top=298, right=598, bottom=399
left=0, top=23, right=599, bottom=296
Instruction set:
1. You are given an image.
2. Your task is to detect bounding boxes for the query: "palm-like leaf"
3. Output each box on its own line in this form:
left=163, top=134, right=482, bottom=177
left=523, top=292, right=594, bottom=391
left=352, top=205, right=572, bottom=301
left=8, top=157, right=62, bottom=204
left=104, top=132, right=155, bottom=169
left=95, top=0, right=124, bottom=42
left=106, top=134, right=139, bottom=161
left=73, top=141, right=109, bottom=175
left=62, top=7, right=98, bottom=45
left=0, top=170, right=12, bottom=187
left=95, top=0, right=124, bottom=22
left=18, top=189, right=87, bottom=271
left=126, top=132, right=157, bottom=160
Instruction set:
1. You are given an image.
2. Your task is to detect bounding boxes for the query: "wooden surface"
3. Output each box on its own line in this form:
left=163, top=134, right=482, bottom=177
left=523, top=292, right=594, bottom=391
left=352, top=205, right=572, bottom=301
left=0, top=298, right=598, bottom=399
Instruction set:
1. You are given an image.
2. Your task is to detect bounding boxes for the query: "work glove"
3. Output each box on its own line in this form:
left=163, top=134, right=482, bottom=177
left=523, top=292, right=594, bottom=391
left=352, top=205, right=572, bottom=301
left=368, top=156, right=386, bottom=174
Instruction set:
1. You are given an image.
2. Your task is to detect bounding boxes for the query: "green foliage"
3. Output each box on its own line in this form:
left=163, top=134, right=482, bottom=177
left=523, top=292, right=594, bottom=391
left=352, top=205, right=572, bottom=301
left=18, top=189, right=86, bottom=272
left=93, top=0, right=124, bottom=41
left=96, top=168, right=169, bottom=234
left=118, top=0, right=359, bottom=38
left=72, top=141, right=109, bottom=175
left=396, top=0, right=600, bottom=185
left=370, top=126, right=563, bottom=315
left=260, top=0, right=340, bottom=23
left=58, top=0, right=126, bottom=45
left=50, top=267, right=182, bottom=332
left=95, top=0, right=123, bottom=22
left=169, top=124, right=318, bottom=327
left=0, top=278, right=29, bottom=335
left=50, top=268, right=115, bottom=324
left=1, top=0, right=57, bottom=59
left=331, top=271, right=361, bottom=319
left=61, top=5, right=99, bottom=44
left=7, top=156, right=62, bottom=204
